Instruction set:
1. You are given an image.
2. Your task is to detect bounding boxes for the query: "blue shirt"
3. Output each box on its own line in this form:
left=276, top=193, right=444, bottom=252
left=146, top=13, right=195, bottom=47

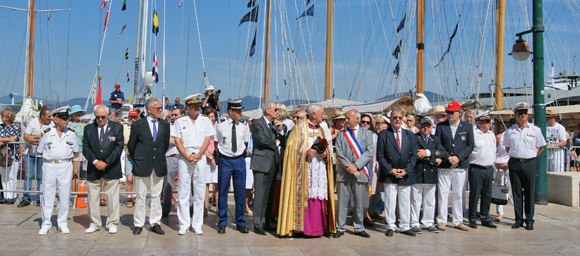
left=173, top=104, right=185, bottom=110
left=201, top=97, right=218, bottom=113
left=109, top=90, right=125, bottom=109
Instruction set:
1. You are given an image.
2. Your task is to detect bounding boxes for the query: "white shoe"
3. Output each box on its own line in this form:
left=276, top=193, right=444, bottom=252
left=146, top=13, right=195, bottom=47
left=85, top=226, right=100, bottom=234
left=59, top=226, right=70, bottom=234
left=38, top=227, right=50, bottom=235
left=108, top=226, right=117, bottom=234
left=193, top=227, right=203, bottom=235
left=178, top=227, right=188, bottom=235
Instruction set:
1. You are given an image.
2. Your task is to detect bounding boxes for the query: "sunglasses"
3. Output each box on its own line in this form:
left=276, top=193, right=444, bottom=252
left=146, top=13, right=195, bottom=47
left=392, top=116, right=403, bottom=120
left=171, top=114, right=180, bottom=117
left=95, top=115, right=107, bottom=120
left=361, top=121, right=371, bottom=125
left=293, top=116, right=299, bottom=119
left=446, top=111, right=455, bottom=115
left=55, top=115, right=69, bottom=121
left=516, top=111, right=528, bottom=115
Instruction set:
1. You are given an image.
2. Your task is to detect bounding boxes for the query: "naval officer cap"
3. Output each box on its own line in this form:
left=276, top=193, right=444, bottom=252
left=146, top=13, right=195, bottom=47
left=228, top=99, right=243, bottom=110
left=52, top=106, right=71, bottom=118
left=511, top=102, right=530, bottom=113
left=474, top=111, right=492, bottom=122
left=419, top=117, right=433, bottom=126
left=184, top=94, right=202, bottom=105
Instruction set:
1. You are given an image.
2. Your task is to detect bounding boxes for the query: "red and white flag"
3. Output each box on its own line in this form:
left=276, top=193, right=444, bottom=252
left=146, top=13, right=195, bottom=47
left=178, top=0, right=183, bottom=8
left=98, top=0, right=109, bottom=11
left=103, top=7, right=110, bottom=31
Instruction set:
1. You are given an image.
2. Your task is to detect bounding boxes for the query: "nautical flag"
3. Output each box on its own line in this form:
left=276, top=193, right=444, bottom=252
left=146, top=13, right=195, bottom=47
left=127, top=71, right=130, bottom=82
left=247, top=0, right=256, bottom=8
left=435, top=16, right=461, bottom=67
left=396, top=14, right=406, bottom=33
left=152, top=9, right=159, bottom=35
left=128, top=95, right=132, bottom=104
left=152, top=54, right=159, bottom=83
left=98, top=0, right=109, bottom=11
left=95, top=80, right=103, bottom=106
left=121, top=0, right=127, bottom=11
left=249, top=30, right=257, bottom=57
left=104, top=7, right=110, bottom=31
left=119, top=25, right=127, bottom=35
left=393, top=63, right=400, bottom=77
left=125, top=48, right=129, bottom=59
left=239, top=5, right=259, bottom=26
left=47, top=14, right=51, bottom=21
left=178, top=0, right=183, bottom=8
left=392, top=40, right=402, bottom=59
left=307, top=0, right=311, bottom=5
left=296, top=4, right=315, bottom=19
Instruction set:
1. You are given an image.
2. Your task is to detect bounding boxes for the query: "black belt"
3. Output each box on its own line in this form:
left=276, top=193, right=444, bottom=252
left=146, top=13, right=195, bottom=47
left=220, top=154, right=244, bottom=160
left=511, top=157, right=535, bottom=163
left=470, top=164, right=493, bottom=169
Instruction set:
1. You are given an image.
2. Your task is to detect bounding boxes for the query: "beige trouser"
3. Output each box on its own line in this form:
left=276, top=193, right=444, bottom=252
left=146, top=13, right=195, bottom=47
left=134, top=172, right=164, bottom=227
left=87, top=178, right=120, bottom=229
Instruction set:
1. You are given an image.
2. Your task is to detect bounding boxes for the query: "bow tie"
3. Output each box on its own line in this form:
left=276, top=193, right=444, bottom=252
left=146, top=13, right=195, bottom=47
left=308, top=124, right=319, bottom=130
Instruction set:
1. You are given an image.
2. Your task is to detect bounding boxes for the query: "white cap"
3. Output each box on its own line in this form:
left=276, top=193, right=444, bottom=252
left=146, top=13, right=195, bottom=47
left=511, top=102, right=530, bottom=112
left=184, top=94, right=202, bottom=105
left=52, top=106, right=71, bottom=117
left=206, top=85, right=215, bottom=91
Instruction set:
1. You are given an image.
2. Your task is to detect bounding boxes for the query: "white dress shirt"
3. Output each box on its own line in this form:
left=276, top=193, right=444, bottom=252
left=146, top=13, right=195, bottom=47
left=146, top=116, right=158, bottom=138
left=503, top=122, right=547, bottom=159
left=215, top=117, right=250, bottom=157
left=469, top=129, right=496, bottom=166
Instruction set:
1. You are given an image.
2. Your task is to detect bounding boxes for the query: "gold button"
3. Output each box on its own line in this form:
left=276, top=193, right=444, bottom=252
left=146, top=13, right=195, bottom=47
left=154, top=148, right=156, bottom=150
left=452, top=144, right=455, bottom=147
left=101, top=150, right=103, bottom=152
left=153, top=156, right=156, bottom=159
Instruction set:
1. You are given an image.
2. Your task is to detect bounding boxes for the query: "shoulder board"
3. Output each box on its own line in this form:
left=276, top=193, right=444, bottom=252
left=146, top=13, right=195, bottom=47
left=41, top=127, right=51, bottom=135
left=240, top=119, right=247, bottom=124
left=218, top=117, right=227, bottom=123
left=68, top=127, right=77, bottom=134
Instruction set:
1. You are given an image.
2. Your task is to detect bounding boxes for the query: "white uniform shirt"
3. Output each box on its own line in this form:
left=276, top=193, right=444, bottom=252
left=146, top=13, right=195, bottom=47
left=172, top=115, right=216, bottom=155
left=165, top=123, right=179, bottom=156
left=215, top=117, right=250, bottom=157
left=37, top=127, right=79, bottom=161
left=24, top=118, right=52, bottom=156
left=469, top=128, right=496, bottom=166
left=503, top=122, right=547, bottom=159
left=546, top=122, right=566, bottom=145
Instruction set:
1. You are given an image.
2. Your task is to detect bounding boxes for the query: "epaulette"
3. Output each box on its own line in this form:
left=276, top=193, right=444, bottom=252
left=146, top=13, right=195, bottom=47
left=40, top=127, right=51, bottom=136
left=68, top=127, right=77, bottom=134
left=240, top=119, right=247, bottom=124
left=218, top=117, right=227, bottom=123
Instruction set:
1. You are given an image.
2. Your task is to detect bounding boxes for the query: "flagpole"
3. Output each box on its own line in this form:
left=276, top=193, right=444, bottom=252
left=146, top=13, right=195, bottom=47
left=162, top=0, right=166, bottom=105
left=134, top=0, right=143, bottom=101
left=494, top=0, right=505, bottom=110
left=263, top=0, right=272, bottom=103
left=324, top=0, right=333, bottom=100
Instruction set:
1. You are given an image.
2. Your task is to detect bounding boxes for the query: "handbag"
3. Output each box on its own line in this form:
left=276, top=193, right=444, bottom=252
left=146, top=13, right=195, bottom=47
left=491, top=170, right=510, bottom=205
left=0, top=144, right=13, bottom=167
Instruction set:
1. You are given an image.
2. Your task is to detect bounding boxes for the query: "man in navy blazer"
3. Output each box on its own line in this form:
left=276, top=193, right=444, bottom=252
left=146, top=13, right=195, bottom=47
left=377, top=109, right=418, bottom=237
left=128, top=97, right=171, bottom=235
left=434, top=102, right=474, bottom=231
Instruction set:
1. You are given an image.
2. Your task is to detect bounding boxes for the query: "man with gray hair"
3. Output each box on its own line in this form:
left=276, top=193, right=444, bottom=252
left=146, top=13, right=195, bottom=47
left=128, top=97, right=171, bottom=235
left=463, top=109, right=476, bottom=128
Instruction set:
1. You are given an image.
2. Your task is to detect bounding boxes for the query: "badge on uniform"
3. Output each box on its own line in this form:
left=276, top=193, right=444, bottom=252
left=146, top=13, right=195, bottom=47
left=66, top=141, right=73, bottom=146
left=47, top=142, right=52, bottom=150
left=183, top=127, right=186, bottom=130
left=108, top=136, right=116, bottom=141
left=461, top=136, right=466, bottom=141
left=527, top=133, right=536, bottom=138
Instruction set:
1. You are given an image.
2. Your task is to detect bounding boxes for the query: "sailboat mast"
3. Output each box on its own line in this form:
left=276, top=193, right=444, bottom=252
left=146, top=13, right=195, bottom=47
left=416, top=0, right=425, bottom=94
left=494, top=0, right=505, bottom=110
left=26, top=0, right=36, bottom=99
left=133, top=0, right=143, bottom=100
left=324, top=0, right=333, bottom=100
left=264, top=0, right=272, bottom=103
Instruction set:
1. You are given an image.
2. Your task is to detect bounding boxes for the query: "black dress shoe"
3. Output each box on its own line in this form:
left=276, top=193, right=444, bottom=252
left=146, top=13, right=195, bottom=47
left=254, top=227, right=266, bottom=235
left=217, top=226, right=226, bottom=234
left=6, top=199, right=14, bottom=205
left=264, top=225, right=276, bottom=231
left=162, top=211, right=170, bottom=218
left=133, top=227, right=143, bottom=235
left=363, top=218, right=375, bottom=227
left=17, top=200, right=30, bottom=208
left=468, top=222, right=478, bottom=229
left=332, top=231, right=344, bottom=238
left=511, top=222, right=524, bottom=229
left=151, top=224, right=165, bottom=235
left=0, top=199, right=6, bottom=204
left=385, top=229, right=394, bottom=237
left=354, top=231, right=370, bottom=238
left=237, top=225, right=249, bottom=233
left=525, top=223, right=534, bottom=230
left=401, top=229, right=416, bottom=236
left=482, top=222, right=497, bottom=228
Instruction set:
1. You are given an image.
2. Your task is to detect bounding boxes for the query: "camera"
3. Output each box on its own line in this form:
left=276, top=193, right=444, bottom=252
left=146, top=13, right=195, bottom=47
left=215, top=89, right=221, bottom=96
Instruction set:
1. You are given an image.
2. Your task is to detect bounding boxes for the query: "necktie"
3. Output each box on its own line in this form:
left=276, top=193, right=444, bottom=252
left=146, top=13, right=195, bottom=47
left=99, top=126, right=105, bottom=148
left=152, top=119, right=158, bottom=142
left=425, top=136, right=429, bottom=145
left=231, top=121, right=237, bottom=153
left=396, top=131, right=401, bottom=150
left=271, top=121, right=277, bottom=138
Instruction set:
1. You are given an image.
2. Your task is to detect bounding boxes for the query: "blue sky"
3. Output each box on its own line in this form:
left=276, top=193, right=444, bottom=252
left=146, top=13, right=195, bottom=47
left=0, top=0, right=578, bottom=108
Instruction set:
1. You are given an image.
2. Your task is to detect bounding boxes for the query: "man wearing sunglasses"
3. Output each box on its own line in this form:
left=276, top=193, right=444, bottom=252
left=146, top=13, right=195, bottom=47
left=83, top=105, right=124, bottom=234
left=435, top=102, right=474, bottom=232
left=128, top=97, right=171, bottom=235
left=503, top=102, right=546, bottom=230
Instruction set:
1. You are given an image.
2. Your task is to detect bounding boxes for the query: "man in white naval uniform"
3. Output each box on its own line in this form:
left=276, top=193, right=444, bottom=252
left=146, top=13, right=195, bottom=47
left=37, top=106, right=79, bottom=235
left=173, top=94, right=215, bottom=235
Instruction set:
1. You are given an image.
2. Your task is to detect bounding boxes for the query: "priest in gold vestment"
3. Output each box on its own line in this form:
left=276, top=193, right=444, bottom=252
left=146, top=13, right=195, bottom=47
left=277, top=104, right=336, bottom=237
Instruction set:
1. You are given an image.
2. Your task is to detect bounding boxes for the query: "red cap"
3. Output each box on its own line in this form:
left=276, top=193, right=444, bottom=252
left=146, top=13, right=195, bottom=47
left=128, top=110, right=139, bottom=117
left=115, top=84, right=121, bottom=88
left=445, top=102, right=461, bottom=112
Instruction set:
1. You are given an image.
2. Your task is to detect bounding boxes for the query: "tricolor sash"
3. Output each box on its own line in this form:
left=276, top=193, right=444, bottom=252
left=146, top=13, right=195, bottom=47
left=343, top=128, right=372, bottom=196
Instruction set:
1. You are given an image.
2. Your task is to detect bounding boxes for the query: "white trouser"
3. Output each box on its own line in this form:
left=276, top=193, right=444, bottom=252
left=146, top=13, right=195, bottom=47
left=177, top=157, right=207, bottom=230
left=0, top=161, right=18, bottom=199
left=384, top=184, right=412, bottom=231
left=494, top=168, right=511, bottom=215
left=41, top=161, right=72, bottom=229
left=437, top=168, right=467, bottom=226
left=410, top=183, right=436, bottom=228
left=134, top=171, right=164, bottom=227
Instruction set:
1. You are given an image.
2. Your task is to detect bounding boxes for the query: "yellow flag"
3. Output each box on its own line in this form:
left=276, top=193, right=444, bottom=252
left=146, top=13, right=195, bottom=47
left=152, top=10, right=159, bottom=35
left=128, top=95, right=132, bottom=104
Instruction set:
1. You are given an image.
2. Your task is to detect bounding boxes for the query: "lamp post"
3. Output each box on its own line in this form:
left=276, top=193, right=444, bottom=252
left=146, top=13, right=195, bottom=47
left=508, top=0, right=547, bottom=204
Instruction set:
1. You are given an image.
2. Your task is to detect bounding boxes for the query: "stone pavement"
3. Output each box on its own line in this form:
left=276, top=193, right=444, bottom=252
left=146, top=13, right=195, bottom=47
left=1, top=198, right=579, bottom=256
